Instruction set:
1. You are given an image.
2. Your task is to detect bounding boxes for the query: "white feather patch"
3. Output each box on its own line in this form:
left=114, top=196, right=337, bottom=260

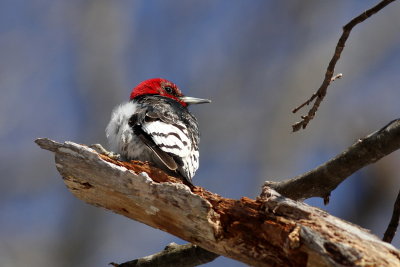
left=183, top=150, right=199, bottom=179
left=142, top=120, right=191, bottom=158
left=106, top=102, right=138, bottom=152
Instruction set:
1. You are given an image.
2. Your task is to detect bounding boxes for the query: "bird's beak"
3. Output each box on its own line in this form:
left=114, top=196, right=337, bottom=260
left=179, top=96, right=211, bottom=105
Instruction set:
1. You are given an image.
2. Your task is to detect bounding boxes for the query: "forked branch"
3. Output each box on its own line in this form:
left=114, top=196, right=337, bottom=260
left=266, top=119, right=400, bottom=201
left=292, top=0, right=397, bottom=132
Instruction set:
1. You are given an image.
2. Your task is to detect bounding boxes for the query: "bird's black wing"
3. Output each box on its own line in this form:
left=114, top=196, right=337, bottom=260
left=130, top=96, right=199, bottom=184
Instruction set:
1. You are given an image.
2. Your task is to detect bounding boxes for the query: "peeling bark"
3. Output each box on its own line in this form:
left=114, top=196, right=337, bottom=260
left=35, top=138, right=400, bottom=266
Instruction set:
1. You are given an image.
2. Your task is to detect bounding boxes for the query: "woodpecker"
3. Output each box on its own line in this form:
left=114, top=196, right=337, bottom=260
left=106, top=78, right=210, bottom=185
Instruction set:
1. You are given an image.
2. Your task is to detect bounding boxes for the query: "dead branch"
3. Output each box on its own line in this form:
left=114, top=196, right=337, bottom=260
left=265, top=119, right=400, bottom=201
left=292, top=0, right=397, bottom=132
left=35, top=138, right=400, bottom=266
left=383, top=189, right=400, bottom=243
left=110, top=243, right=218, bottom=267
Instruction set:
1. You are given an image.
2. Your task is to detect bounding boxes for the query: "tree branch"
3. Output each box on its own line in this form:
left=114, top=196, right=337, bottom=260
left=265, top=119, right=400, bottom=201
left=292, top=0, right=397, bottom=132
left=110, top=243, right=218, bottom=267
left=35, top=138, right=400, bottom=266
left=383, top=189, right=400, bottom=243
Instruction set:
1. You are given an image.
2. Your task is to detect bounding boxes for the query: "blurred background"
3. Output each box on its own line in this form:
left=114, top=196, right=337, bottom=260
left=1, top=0, right=400, bottom=266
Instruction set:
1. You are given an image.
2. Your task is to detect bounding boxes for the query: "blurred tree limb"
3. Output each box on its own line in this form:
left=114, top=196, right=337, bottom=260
left=35, top=137, right=400, bottom=266
left=265, top=119, right=400, bottom=202
left=292, top=0, right=397, bottom=132
left=110, top=243, right=218, bottom=267
left=383, top=189, right=400, bottom=243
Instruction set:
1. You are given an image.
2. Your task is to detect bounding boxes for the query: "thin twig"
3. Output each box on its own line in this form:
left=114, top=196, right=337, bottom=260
left=383, top=189, right=400, bottom=243
left=292, top=0, right=396, bottom=132
left=291, top=73, right=343, bottom=114
left=330, top=73, right=343, bottom=82
left=265, top=119, right=400, bottom=201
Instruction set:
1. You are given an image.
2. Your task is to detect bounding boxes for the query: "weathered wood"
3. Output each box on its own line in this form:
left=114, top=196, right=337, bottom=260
left=35, top=138, right=400, bottom=266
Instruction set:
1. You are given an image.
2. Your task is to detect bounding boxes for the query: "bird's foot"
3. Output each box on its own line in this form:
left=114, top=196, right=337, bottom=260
left=89, top=144, right=121, bottom=160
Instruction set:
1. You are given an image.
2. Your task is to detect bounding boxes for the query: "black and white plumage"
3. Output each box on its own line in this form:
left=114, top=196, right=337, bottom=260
left=106, top=78, right=210, bottom=185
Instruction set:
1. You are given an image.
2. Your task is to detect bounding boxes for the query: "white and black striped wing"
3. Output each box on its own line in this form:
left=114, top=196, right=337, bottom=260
left=131, top=96, right=200, bottom=183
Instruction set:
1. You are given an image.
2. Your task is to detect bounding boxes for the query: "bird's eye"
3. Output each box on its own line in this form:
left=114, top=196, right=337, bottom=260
left=165, top=86, right=174, bottom=94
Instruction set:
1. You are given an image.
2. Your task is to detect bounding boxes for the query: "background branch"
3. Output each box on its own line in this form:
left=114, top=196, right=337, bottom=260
left=35, top=138, right=400, bottom=266
left=292, top=0, right=397, bottom=132
left=111, top=243, right=218, bottom=267
left=265, top=119, right=400, bottom=201
left=383, top=189, right=400, bottom=243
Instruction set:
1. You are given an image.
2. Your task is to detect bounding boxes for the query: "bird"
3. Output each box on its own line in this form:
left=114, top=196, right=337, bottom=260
left=106, top=78, right=211, bottom=185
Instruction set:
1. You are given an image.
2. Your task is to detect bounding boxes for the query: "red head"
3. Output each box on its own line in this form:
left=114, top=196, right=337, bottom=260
left=130, top=78, right=211, bottom=107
